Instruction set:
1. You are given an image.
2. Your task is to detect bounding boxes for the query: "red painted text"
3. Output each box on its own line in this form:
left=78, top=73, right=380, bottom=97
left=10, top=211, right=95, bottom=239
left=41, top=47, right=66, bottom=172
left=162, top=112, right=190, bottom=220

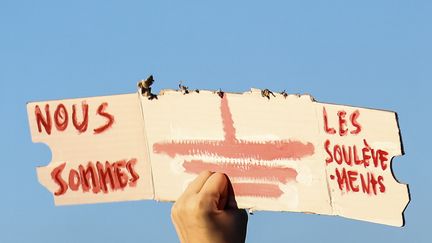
left=34, top=101, right=114, bottom=135
left=51, top=158, right=139, bottom=196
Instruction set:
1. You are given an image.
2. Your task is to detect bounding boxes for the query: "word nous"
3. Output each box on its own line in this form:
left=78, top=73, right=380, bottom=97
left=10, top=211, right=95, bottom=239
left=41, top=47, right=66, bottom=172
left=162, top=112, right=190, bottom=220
left=34, top=101, right=114, bottom=135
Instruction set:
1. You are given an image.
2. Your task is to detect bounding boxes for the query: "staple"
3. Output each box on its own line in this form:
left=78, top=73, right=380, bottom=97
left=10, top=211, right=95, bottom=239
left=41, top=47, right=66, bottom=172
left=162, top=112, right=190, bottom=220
left=137, top=75, right=158, bottom=100
left=216, top=89, right=224, bottom=98
left=179, top=81, right=190, bottom=95
left=280, top=90, right=288, bottom=99
left=148, top=93, right=158, bottom=100
left=261, top=89, right=276, bottom=100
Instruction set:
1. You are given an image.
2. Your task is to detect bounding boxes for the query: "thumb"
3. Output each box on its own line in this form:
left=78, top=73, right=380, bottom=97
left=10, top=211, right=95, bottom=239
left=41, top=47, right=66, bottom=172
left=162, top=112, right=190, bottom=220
left=199, top=172, right=228, bottom=210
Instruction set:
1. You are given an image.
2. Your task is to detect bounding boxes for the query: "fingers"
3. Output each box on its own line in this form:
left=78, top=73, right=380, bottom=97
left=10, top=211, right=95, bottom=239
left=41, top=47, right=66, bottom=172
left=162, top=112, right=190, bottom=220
left=225, top=178, right=239, bottom=209
left=199, top=172, right=229, bottom=210
left=184, top=170, right=214, bottom=194
left=183, top=171, right=230, bottom=210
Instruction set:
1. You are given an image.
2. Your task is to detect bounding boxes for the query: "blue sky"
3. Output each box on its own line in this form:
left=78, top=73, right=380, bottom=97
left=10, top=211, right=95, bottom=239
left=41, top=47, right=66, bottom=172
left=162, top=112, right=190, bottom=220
left=0, top=0, right=430, bottom=242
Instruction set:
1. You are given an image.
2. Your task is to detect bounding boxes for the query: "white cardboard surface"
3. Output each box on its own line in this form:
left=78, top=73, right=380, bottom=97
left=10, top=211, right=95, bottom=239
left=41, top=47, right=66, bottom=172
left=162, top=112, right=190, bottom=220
left=27, top=89, right=409, bottom=226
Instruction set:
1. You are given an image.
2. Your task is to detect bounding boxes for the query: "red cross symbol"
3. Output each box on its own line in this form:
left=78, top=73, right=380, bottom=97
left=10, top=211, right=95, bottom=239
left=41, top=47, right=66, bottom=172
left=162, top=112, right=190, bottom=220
left=153, top=95, right=314, bottom=198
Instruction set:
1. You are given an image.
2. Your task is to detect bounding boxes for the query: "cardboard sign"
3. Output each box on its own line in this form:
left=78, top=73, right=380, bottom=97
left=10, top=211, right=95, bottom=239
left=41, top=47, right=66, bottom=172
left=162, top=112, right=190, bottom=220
left=27, top=89, right=409, bottom=226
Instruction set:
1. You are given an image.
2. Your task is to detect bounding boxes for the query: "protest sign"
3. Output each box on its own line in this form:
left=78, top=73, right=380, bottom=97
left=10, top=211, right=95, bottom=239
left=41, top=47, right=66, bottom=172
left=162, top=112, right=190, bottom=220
left=27, top=88, right=409, bottom=226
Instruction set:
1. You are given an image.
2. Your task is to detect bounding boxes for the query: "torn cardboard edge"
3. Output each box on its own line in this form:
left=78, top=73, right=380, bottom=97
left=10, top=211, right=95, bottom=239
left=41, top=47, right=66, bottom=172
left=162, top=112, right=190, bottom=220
left=27, top=87, right=409, bottom=227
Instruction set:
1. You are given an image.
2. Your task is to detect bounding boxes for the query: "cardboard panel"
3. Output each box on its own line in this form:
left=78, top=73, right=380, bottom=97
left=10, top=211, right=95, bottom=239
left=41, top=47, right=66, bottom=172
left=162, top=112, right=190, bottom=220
left=316, top=103, right=408, bottom=226
left=27, top=93, right=154, bottom=205
left=141, top=90, right=332, bottom=215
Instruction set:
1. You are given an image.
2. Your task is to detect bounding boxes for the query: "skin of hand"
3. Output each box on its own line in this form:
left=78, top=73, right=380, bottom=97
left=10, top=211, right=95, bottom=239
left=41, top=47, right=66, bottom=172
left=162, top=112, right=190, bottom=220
left=171, top=171, right=248, bottom=243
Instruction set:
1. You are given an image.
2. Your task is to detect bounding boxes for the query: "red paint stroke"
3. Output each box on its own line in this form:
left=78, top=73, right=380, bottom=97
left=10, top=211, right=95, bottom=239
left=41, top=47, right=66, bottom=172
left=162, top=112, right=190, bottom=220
left=153, top=96, right=314, bottom=160
left=153, top=95, right=315, bottom=198
left=35, top=104, right=52, bottom=135
left=51, top=158, right=140, bottom=196
left=34, top=102, right=114, bottom=135
left=54, top=103, right=68, bottom=131
left=93, top=102, right=115, bottom=134
left=72, top=101, right=89, bottom=133
left=231, top=182, right=283, bottom=198
left=183, top=160, right=297, bottom=184
left=154, top=139, right=314, bottom=161
left=221, top=95, right=237, bottom=143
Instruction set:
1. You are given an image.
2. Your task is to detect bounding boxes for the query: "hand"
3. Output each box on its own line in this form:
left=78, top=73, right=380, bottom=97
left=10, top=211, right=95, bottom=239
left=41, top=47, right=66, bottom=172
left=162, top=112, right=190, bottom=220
left=171, top=171, right=248, bottom=243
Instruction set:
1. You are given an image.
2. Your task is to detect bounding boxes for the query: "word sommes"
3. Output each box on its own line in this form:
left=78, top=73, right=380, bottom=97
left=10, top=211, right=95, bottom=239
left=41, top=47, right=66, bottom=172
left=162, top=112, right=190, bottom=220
left=51, top=158, right=140, bottom=196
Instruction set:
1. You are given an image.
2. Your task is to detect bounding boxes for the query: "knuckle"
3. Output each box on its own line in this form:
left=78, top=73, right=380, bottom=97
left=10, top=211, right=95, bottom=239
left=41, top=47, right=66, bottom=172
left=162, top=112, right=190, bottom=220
left=196, top=195, right=212, bottom=213
left=212, top=172, right=226, bottom=181
left=171, top=204, right=180, bottom=218
left=199, top=170, right=213, bottom=178
left=172, top=197, right=199, bottom=216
